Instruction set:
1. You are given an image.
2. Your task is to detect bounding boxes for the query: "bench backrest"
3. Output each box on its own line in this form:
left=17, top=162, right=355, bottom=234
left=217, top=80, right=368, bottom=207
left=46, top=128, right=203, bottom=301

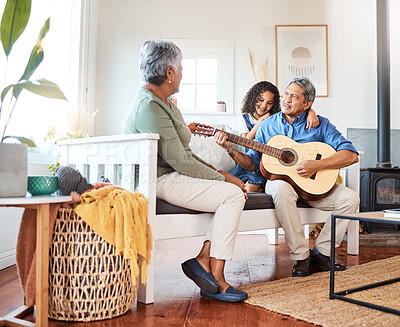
left=59, top=134, right=159, bottom=215
left=58, top=133, right=360, bottom=215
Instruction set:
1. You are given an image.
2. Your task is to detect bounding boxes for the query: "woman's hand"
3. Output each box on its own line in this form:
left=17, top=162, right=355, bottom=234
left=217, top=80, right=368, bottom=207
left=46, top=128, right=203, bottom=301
left=214, top=130, right=232, bottom=152
left=218, top=170, right=248, bottom=199
left=258, top=112, right=271, bottom=123
left=306, top=108, right=320, bottom=132
left=246, top=112, right=271, bottom=141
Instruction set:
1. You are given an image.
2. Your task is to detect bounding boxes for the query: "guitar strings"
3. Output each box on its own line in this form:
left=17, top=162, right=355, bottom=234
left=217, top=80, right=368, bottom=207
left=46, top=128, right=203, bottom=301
left=227, top=131, right=287, bottom=161
left=195, top=126, right=295, bottom=164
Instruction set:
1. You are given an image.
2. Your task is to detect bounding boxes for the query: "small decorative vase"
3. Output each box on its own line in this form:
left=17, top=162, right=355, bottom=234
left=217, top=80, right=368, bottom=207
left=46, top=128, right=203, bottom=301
left=216, top=103, right=226, bottom=112
left=0, top=143, right=28, bottom=197
left=28, top=176, right=58, bottom=195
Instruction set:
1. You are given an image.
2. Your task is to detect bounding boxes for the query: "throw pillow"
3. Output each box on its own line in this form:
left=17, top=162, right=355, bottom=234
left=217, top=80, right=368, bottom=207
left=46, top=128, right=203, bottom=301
left=190, top=134, right=235, bottom=172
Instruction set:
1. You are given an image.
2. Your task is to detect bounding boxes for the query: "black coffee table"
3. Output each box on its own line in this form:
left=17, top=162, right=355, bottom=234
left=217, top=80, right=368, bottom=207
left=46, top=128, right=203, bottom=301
left=329, top=211, right=400, bottom=315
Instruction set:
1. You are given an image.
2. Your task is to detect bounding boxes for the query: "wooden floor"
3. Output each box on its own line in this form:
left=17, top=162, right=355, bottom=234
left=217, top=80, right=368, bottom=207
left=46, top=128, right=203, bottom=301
left=1, top=234, right=400, bottom=326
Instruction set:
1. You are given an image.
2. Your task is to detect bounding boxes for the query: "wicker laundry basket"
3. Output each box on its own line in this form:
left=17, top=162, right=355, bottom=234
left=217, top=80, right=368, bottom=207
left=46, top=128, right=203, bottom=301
left=48, top=208, right=137, bottom=321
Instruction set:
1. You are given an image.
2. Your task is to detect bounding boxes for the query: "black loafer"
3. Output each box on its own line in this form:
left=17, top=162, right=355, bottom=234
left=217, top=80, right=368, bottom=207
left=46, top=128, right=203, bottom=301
left=292, top=256, right=312, bottom=277
left=310, top=253, right=346, bottom=271
left=181, top=258, right=219, bottom=294
left=200, top=286, right=248, bottom=303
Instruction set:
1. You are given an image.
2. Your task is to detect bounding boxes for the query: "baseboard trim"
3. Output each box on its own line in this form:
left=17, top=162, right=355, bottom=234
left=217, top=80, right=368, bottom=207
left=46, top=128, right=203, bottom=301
left=0, top=249, right=16, bottom=270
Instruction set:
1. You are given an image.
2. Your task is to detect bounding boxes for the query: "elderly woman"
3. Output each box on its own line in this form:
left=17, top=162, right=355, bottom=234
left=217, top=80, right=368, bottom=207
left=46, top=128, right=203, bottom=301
left=122, top=39, right=248, bottom=302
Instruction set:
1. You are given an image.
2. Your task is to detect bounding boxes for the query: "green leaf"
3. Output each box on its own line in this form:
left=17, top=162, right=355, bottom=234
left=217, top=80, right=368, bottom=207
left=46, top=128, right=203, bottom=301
left=19, top=17, right=49, bottom=82
left=2, top=135, right=36, bottom=147
left=18, top=42, right=44, bottom=82
left=1, top=84, right=13, bottom=102
left=13, top=79, right=67, bottom=100
left=37, top=17, right=49, bottom=42
left=1, top=0, right=32, bottom=56
left=48, top=162, right=60, bottom=176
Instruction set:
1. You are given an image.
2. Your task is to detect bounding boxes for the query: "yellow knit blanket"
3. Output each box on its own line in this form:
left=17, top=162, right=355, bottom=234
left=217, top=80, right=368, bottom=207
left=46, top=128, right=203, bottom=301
left=74, top=187, right=152, bottom=286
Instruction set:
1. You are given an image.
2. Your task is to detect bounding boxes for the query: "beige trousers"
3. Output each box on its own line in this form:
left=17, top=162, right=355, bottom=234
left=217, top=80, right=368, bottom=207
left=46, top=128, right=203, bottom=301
left=265, top=180, right=360, bottom=260
left=157, top=172, right=246, bottom=260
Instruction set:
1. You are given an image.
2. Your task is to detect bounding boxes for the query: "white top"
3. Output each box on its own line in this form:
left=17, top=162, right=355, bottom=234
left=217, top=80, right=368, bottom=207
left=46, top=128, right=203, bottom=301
left=0, top=194, right=72, bottom=205
left=238, top=113, right=258, bottom=136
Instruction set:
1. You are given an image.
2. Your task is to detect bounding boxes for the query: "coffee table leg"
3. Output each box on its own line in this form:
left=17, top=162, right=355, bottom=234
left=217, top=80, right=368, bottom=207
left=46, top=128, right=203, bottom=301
left=329, top=214, right=336, bottom=299
left=36, top=203, right=49, bottom=327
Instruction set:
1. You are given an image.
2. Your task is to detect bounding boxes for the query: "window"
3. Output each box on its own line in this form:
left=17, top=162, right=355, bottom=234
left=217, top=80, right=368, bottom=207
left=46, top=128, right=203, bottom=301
left=0, top=0, right=94, bottom=146
left=0, top=0, right=74, bottom=145
left=179, top=58, right=218, bottom=112
left=172, top=39, right=233, bottom=114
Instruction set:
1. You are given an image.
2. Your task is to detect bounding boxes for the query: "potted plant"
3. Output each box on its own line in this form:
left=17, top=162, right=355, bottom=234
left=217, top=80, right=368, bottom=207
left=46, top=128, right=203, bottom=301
left=0, top=0, right=67, bottom=197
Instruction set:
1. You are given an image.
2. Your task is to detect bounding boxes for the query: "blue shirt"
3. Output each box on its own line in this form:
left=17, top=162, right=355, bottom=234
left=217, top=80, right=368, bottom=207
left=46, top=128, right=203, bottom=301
left=247, top=110, right=358, bottom=171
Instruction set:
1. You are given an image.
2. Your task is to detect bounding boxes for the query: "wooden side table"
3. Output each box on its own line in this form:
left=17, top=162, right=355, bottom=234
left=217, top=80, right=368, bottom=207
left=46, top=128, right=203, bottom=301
left=0, top=195, right=72, bottom=327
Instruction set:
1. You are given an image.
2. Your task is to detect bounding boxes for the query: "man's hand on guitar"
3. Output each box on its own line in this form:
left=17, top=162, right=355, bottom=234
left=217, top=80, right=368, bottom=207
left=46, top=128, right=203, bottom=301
left=214, top=131, right=232, bottom=152
left=218, top=170, right=248, bottom=199
left=296, top=160, right=318, bottom=178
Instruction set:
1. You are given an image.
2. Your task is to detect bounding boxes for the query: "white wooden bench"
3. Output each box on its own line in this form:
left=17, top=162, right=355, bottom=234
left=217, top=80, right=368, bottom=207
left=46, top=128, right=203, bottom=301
left=59, top=134, right=360, bottom=305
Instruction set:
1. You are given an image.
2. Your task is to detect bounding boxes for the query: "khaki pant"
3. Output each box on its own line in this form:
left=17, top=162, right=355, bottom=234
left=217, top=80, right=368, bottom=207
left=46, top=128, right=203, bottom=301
left=265, top=180, right=360, bottom=260
left=157, top=172, right=246, bottom=260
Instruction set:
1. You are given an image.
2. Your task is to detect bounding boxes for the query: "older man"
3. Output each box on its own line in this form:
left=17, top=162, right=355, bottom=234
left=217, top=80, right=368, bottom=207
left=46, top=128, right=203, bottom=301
left=215, top=77, right=359, bottom=277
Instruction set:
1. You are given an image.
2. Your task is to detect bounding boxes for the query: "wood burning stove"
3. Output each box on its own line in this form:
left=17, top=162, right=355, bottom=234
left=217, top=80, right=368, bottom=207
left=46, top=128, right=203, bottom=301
left=360, top=167, right=400, bottom=232
left=360, top=168, right=400, bottom=212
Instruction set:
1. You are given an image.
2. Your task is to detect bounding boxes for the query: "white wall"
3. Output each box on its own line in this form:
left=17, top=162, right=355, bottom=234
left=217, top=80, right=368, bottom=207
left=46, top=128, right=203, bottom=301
left=94, top=0, right=400, bottom=138
left=0, top=208, right=23, bottom=269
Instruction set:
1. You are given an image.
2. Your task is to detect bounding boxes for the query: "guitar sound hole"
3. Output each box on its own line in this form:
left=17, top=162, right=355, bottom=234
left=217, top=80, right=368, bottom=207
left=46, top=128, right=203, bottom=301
left=280, top=149, right=297, bottom=166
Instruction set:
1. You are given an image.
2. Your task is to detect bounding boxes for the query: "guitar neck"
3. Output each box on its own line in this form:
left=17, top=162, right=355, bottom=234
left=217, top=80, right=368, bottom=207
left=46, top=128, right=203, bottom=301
left=216, top=129, right=282, bottom=159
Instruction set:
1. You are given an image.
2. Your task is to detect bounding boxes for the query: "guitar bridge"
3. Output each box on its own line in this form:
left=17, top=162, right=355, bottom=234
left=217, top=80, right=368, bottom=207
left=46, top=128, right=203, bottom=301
left=310, top=153, right=322, bottom=180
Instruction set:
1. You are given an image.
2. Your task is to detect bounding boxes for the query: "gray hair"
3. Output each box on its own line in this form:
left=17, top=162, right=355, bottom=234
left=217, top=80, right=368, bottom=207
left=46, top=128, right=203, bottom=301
left=287, top=77, right=316, bottom=104
left=139, top=39, right=183, bottom=86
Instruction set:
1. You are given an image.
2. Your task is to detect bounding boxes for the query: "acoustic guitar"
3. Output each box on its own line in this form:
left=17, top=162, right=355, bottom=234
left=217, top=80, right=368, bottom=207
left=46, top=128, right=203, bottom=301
left=190, top=123, right=339, bottom=201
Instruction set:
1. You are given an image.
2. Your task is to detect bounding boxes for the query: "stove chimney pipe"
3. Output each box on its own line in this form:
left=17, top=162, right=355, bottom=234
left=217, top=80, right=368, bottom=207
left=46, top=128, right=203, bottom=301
left=376, top=0, right=391, bottom=168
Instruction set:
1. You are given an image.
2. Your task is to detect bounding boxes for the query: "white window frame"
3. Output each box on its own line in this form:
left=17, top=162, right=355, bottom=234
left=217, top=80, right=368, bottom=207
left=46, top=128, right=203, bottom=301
left=70, top=0, right=99, bottom=136
left=171, top=39, right=233, bottom=114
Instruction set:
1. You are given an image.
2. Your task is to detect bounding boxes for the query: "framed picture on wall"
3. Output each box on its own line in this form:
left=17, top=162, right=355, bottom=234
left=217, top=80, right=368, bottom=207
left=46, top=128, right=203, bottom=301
left=276, top=25, right=328, bottom=97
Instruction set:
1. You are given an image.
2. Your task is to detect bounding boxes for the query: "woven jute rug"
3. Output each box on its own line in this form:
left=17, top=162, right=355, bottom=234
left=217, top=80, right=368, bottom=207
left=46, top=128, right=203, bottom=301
left=240, top=256, right=400, bottom=327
